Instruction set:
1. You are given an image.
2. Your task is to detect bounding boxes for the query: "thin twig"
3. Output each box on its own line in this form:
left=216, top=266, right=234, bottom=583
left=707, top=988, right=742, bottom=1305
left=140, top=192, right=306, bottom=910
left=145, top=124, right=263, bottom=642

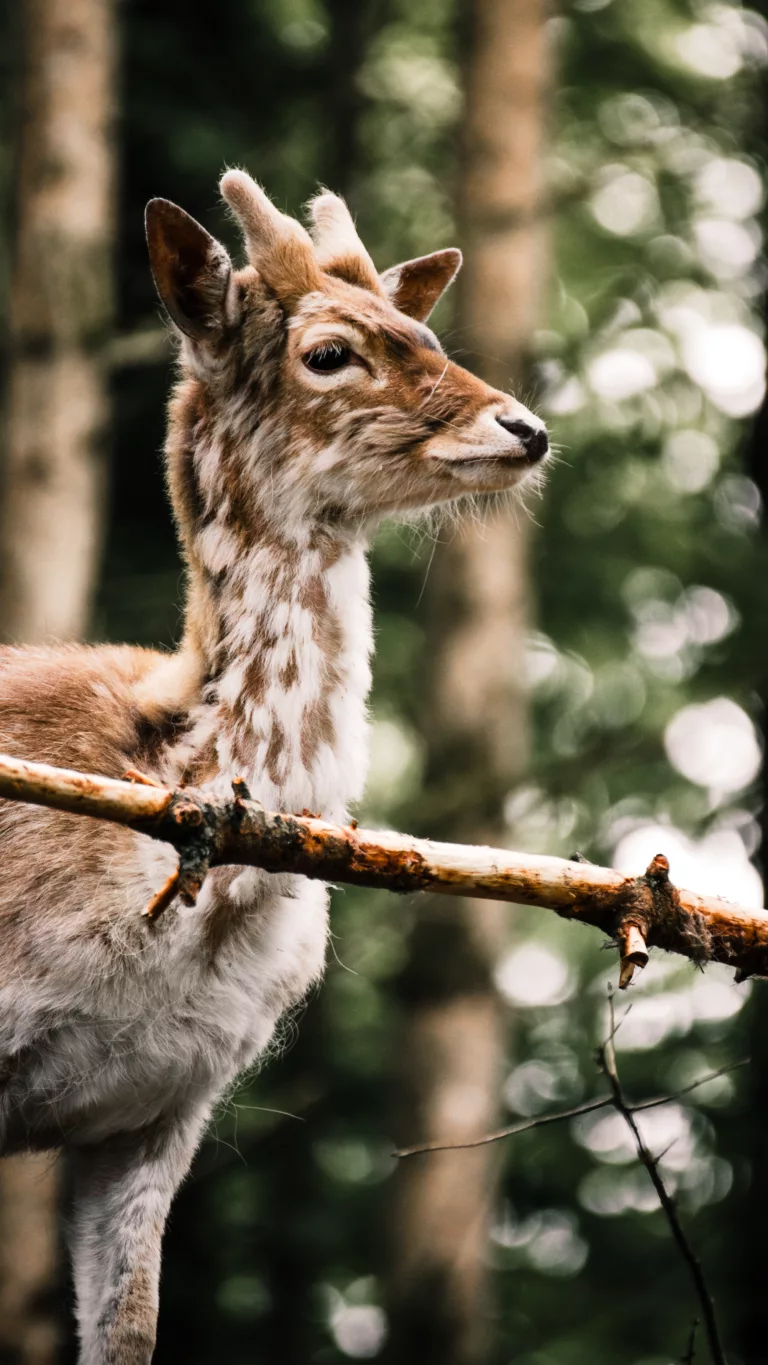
left=682, top=1319, right=699, bottom=1364
left=395, top=1096, right=613, bottom=1159
left=397, top=1006, right=734, bottom=1360
left=599, top=992, right=727, bottom=1365
left=632, top=1060, right=748, bottom=1114
left=394, top=1058, right=747, bottom=1158
left=144, top=866, right=181, bottom=921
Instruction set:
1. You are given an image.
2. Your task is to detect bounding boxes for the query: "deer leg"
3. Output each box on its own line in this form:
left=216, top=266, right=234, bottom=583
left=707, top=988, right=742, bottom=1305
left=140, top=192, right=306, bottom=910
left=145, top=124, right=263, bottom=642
left=68, top=1110, right=207, bottom=1365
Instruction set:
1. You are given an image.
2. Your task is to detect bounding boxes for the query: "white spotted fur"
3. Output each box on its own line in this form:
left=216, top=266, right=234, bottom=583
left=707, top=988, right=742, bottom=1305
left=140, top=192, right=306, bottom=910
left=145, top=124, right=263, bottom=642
left=0, top=169, right=548, bottom=1363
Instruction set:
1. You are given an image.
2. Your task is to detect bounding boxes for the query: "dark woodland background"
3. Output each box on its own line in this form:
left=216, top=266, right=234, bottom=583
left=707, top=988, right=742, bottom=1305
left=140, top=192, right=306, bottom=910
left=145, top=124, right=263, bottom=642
left=2, top=1, right=768, bottom=1362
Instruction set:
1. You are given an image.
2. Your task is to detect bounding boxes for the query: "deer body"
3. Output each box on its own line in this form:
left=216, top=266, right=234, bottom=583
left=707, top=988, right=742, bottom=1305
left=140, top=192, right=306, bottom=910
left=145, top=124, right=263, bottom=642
left=0, top=171, right=547, bottom=1363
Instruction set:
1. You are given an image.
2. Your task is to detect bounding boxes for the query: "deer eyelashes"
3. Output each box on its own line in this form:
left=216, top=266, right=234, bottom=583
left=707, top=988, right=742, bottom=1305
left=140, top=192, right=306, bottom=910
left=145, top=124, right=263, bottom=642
left=302, top=342, right=352, bottom=374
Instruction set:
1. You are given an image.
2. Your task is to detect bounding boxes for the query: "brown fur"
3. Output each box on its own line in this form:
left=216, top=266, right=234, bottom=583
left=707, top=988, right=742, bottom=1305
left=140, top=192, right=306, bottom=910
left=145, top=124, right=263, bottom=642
left=0, top=170, right=548, bottom=1365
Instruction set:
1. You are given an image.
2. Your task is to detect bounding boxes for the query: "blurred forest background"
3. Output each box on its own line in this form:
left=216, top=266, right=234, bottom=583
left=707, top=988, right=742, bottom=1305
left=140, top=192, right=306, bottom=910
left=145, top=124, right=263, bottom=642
left=1, top=0, right=768, bottom=1363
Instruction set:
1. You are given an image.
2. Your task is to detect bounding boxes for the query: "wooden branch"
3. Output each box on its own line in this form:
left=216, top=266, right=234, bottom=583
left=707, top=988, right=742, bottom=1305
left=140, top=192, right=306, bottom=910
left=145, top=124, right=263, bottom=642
left=0, top=751, right=766, bottom=982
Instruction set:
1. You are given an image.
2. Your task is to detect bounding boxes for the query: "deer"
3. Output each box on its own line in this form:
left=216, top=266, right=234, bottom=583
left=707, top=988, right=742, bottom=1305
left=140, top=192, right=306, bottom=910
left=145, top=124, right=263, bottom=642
left=0, top=169, right=548, bottom=1363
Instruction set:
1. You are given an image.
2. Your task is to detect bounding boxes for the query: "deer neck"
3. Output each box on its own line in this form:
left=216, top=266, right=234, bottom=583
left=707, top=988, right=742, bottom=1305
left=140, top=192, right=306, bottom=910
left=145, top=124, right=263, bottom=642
left=173, top=428, right=372, bottom=824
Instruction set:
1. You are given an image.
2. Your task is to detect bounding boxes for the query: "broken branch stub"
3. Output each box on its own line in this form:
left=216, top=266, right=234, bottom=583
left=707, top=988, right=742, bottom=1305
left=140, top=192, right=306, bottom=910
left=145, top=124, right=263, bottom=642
left=618, top=923, right=649, bottom=990
left=607, top=854, right=694, bottom=990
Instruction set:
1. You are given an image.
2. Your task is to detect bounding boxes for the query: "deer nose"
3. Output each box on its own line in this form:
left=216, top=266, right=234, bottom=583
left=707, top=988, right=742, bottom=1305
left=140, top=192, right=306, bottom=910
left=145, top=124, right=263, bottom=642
left=495, top=416, right=549, bottom=462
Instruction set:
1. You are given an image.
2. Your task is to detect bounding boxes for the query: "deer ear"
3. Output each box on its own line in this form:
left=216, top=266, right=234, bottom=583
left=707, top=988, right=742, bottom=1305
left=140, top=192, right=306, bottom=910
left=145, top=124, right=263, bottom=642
left=380, top=248, right=462, bottom=322
left=145, top=199, right=236, bottom=341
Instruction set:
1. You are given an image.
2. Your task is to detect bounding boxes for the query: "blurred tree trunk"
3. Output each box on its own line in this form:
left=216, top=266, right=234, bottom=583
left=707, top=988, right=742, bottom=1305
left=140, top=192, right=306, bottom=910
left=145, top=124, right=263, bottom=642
left=0, top=1162, right=62, bottom=1365
left=0, top=0, right=115, bottom=643
left=0, top=1, right=116, bottom=1361
left=385, top=2, right=550, bottom=1362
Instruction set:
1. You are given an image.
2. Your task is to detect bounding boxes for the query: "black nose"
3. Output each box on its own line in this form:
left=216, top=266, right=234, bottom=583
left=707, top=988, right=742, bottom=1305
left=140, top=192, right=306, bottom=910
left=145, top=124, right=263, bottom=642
left=496, top=416, right=549, bottom=462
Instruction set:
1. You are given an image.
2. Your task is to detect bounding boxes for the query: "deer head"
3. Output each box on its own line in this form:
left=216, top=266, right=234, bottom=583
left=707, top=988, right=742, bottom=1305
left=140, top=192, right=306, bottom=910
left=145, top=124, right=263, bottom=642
left=145, top=169, right=548, bottom=531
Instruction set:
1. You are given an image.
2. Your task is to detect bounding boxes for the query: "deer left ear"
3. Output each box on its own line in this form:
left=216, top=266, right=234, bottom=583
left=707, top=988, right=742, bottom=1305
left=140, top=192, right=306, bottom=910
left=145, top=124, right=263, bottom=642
left=145, top=199, right=237, bottom=341
left=380, top=248, right=462, bottom=322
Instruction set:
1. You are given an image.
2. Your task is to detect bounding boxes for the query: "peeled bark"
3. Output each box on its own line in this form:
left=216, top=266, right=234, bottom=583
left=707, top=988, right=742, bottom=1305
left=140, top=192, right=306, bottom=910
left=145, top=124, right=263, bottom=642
left=0, top=2, right=116, bottom=1359
left=386, top=3, right=550, bottom=1361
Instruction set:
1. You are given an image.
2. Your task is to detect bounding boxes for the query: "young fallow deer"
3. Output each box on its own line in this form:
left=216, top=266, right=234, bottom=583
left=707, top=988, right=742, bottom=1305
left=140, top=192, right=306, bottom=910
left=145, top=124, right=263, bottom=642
left=0, top=169, right=548, bottom=1363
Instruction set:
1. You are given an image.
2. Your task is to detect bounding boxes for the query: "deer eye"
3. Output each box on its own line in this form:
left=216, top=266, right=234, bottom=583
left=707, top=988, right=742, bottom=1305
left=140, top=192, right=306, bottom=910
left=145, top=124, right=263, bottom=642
left=302, top=342, right=351, bottom=374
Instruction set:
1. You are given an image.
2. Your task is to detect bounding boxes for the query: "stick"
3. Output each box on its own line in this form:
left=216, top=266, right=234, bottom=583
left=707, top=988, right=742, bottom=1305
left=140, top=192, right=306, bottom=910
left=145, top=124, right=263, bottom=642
left=599, top=993, right=728, bottom=1365
left=682, top=1320, right=699, bottom=1365
left=394, top=1059, right=747, bottom=1158
left=400, top=999, right=735, bottom=1364
left=0, top=752, right=766, bottom=980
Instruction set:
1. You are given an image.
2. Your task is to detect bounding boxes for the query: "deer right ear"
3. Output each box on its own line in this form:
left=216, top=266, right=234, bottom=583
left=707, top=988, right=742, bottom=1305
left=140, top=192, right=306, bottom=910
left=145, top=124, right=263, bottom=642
left=145, top=199, right=237, bottom=341
left=380, top=248, right=462, bottom=322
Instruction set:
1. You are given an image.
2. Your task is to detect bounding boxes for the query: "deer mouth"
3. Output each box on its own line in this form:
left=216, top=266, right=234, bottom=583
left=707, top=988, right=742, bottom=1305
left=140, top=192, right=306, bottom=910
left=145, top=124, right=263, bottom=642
left=428, top=447, right=548, bottom=486
left=445, top=449, right=543, bottom=467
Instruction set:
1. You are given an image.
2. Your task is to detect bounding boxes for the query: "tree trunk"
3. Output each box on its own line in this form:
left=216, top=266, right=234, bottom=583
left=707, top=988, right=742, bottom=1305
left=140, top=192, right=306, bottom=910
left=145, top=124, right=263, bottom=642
left=0, top=0, right=116, bottom=643
left=385, top=2, right=550, bottom=1362
left=0, top=1159, right=62, bottom=1365
left=0, top=2, right=116, bottom=1360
